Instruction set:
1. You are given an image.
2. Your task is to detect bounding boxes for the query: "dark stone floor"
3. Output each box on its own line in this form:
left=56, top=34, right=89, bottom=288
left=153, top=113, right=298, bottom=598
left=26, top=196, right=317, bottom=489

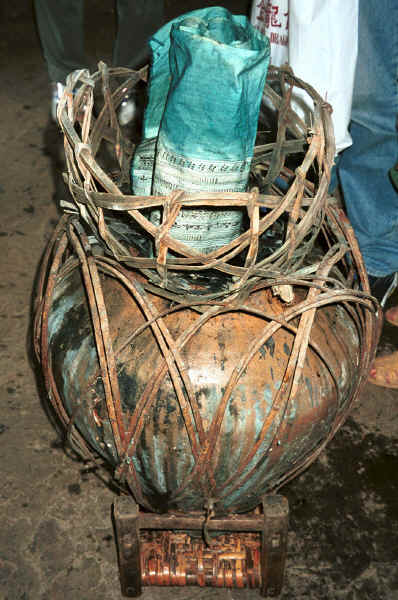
left=0, top=2, right=397, bottom=599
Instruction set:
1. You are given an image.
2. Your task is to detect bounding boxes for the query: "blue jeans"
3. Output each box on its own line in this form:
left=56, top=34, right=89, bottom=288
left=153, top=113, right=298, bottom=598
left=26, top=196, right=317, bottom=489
left=338, top=0, right=398, bottom=277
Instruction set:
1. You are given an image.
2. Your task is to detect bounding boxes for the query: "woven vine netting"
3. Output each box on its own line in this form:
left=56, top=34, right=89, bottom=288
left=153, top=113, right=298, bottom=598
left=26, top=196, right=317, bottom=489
left=57, top=62, right=352, bottom=301
left=31, top=61, right=383, bottom=505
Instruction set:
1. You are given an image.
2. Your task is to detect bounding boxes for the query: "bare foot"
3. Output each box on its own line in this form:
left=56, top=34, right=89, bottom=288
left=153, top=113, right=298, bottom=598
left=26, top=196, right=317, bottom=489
left=385, top=305, right=398, bottom=327
left=368, top=350, right=398, bottom=388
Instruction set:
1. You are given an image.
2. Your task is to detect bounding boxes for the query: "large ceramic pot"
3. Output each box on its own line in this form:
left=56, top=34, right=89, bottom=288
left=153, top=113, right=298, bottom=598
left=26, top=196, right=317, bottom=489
left=36, top=217, right=376, bottom=516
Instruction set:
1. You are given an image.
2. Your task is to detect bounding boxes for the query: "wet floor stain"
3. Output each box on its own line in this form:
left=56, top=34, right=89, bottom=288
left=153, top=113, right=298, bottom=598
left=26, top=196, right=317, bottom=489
left=283, top=417, right=398, bottom=597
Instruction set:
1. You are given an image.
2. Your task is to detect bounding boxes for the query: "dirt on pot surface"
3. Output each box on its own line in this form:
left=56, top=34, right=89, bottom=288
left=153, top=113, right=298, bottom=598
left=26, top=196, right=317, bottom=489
left=0, top=2, right=397, bottom=599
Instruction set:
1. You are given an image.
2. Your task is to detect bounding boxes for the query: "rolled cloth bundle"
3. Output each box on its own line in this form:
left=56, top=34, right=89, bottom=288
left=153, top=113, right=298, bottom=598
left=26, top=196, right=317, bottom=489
left=131, top=7, right=270, bottom=253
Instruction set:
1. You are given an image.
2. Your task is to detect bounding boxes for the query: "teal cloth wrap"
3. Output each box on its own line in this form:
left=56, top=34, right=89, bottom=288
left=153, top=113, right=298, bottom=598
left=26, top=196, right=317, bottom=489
left=131, top=7, right=270, bottom=252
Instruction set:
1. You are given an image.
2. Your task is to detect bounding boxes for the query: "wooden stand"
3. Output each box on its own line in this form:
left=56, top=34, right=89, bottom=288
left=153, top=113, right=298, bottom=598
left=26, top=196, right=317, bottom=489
left=113, top=495, right=289, bottom=597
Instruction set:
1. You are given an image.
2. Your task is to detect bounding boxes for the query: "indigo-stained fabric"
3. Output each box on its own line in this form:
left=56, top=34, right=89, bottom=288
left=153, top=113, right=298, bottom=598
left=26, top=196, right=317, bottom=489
left=132, top=8, right=208, bottom=196
left=131, top=7, right=270, bottom=252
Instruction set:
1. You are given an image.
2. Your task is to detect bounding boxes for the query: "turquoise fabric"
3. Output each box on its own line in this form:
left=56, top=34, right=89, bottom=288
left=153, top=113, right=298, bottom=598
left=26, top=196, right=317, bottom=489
left=130, top=7, right=270, bottom=253
left=157, top=9, right=270, bottom=162
left=132, top=7, right=270, bottom=196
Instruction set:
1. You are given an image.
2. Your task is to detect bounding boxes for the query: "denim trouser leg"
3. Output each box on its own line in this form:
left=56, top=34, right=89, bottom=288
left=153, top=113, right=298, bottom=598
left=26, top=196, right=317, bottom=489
left=34, top=0, right=86, bottom=84
left=112, top=0, right=165, bottom=69
left=338, top=0, right=398, bottom=277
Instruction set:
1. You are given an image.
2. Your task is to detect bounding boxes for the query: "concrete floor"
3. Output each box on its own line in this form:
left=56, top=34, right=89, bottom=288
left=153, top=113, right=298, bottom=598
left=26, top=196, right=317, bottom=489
left=0, top=2, right=397, bottom=599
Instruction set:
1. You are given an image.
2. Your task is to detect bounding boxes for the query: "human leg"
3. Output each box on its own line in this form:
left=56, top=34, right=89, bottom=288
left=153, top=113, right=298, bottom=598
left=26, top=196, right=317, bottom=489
left=338, top=0, right=398, bottom=280
left=112, top=0, right=165, bottom=69
left=34, top=0, right=86, bottom=84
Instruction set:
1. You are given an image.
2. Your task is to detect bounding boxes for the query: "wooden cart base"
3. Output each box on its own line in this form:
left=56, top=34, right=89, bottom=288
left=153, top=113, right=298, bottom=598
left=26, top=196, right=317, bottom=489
left=113, top=495, right=289, bottom=597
